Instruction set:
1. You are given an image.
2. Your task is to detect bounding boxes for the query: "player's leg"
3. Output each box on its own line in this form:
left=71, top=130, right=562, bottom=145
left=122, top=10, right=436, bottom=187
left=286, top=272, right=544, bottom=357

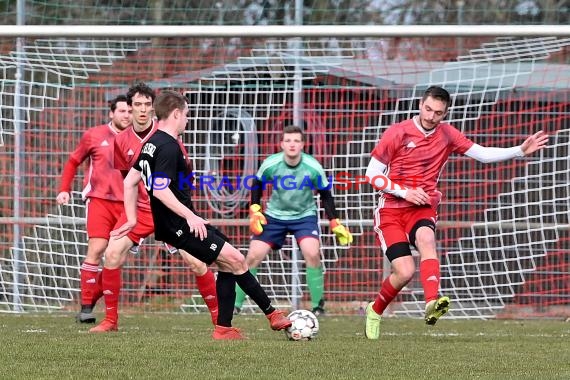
left=234, top=240, right=271, bottom=313
left=165, top=225, right=290, bottom=339
left=366, top=208, right=415, bottom=339
left=298, top=237, right=325, bottom=314
left=77, top=237, right=107, bottom=323
left=235, top=215, right=284, bottom=313
left=78, top=198, right=122, bottom=323
left=90, top=208, right=153, bottom=333
left=178, top=249, right=218, bottom=325
left=293, top=215, right=325, bottom=315
left=215, top=243, right=292, bottom=333
left=407, top=208, right=449, bottom=325
left=161, top=226, right=241, bottom=339
left=89, top=235, right=133, bottom=333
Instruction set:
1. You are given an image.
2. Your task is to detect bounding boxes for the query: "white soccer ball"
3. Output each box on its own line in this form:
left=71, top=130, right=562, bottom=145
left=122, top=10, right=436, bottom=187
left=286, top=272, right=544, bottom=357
left=285, top=309, right=319, bottom=341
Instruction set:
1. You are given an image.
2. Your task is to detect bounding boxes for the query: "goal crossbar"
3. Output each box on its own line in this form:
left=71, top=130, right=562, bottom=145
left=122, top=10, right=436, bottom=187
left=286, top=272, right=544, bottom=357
left=1, top=25, right=570, bottom=38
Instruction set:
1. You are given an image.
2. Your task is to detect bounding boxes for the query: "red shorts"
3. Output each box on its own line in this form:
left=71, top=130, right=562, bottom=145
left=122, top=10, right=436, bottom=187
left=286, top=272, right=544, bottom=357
left=373, top=206, right=438, bottom=252
left=85, top=197, right=124, bottom=239
left=115, top=207, right=155, bottom=245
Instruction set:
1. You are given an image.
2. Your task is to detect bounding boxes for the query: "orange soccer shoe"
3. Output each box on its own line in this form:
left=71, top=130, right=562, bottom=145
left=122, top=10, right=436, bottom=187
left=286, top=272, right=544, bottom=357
left=88, top=319, right=118, bottom=333
left=267, top=310, right=292, bottom=331
left=212, top=325, right=244, bottom=340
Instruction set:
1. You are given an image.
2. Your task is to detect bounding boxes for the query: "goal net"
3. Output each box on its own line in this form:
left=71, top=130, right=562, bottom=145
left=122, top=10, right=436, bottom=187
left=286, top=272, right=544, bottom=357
left=1, top=29, right=568, bottom=319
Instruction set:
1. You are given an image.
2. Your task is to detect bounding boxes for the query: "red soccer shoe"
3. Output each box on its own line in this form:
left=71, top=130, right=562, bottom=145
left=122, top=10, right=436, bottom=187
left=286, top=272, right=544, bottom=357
left=212, top=325, right=244, bottom=340
left=88, top=319, right=118, bottom=333
left=267, top=310, right=292, bottom=331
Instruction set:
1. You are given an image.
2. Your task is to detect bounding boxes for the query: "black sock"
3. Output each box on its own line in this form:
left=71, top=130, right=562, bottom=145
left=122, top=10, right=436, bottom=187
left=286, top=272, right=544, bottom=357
left=234, top=271, right=274, bottom=315
left=216, top=271, right=236, bottom=327
left=80, top=305, right=93, bottom=313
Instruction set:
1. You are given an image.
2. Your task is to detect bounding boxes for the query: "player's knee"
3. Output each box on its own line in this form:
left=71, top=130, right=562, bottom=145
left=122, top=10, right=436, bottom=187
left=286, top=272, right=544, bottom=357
left=394, top=263, right=415, bottom=283
left=385, top=242, right=415, bottom=283
left=85, top=251, right=103, bottom=264
left=302, top=251, right=321, bottom=267
left=409, top=219, right=436, bottom=248
left=225, top=250, right=248, bottom=273
left=186, top=258, right=207, bottom=275
left=104, top=248, right=124, bottom=269
left=414, top=227, right=436, bottom=251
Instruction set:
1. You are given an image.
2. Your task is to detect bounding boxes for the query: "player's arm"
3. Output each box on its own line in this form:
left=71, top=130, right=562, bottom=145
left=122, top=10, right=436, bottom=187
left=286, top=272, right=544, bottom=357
left=56, top=131, right=91, bottom=204
left=317, top=188, right=353, bottom=245
left=249, top=177, right=266, bottom=235
left=464, top=131, right=548, bottom=163
left=366, top=126, right=427, bottom=203
left=56, top=157, right=81, bottom=204
left=365, top=157, right=430, bottom=206
left=152, top=142, right=209, bottom=240
left=153, top=185, right=209, bottom=240
left=111, top=167, right=141, bottom=239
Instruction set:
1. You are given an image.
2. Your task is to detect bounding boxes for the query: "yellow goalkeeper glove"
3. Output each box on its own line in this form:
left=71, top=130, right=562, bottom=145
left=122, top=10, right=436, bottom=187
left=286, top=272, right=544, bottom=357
left=330, top=219, right=353, bottom=245
left=249, top=204, right=267, bottom=235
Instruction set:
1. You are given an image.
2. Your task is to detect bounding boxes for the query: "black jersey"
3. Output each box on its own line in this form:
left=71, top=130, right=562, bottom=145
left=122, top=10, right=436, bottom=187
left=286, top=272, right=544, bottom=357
left=133, top=129, right=193, bottom=241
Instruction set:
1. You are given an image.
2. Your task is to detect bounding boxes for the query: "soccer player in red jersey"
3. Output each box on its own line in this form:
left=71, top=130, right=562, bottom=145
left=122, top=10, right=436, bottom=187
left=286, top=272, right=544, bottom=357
left=363, top=86, right=549, bottom=339
left=56, top=95, right=132, bottom=324
left=90, top=83, right=219, bottom=333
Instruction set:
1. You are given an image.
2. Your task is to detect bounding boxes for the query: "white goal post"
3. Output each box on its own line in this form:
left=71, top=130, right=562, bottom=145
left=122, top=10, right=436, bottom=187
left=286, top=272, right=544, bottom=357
left=1, top=25, right=569, bottom=319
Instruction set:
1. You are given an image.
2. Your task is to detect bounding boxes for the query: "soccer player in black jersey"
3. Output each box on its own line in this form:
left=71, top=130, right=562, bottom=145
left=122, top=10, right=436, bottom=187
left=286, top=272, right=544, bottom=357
left=112, top=90, right=291, bottom=339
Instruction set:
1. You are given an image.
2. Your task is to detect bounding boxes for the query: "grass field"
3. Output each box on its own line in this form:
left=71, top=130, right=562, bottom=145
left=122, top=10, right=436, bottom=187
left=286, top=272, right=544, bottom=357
left=0, top=313, right=569, bottom=379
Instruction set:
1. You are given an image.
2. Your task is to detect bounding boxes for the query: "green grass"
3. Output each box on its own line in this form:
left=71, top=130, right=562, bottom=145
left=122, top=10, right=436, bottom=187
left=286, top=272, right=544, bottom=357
left=0, top=313, right=569, bottom=379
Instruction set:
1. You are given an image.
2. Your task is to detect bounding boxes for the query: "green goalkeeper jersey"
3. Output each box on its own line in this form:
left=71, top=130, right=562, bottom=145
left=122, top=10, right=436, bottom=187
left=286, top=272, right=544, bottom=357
left=256, top=152, right=330, bottom=220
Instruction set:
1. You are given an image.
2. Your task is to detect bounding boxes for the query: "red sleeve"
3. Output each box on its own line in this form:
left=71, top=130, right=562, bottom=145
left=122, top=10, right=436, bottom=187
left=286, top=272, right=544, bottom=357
left=371, top=125, right=401, bottom=164
left=60, top=130, right=91, bottom=192
left=446, top=124, right=474, bottom=155
left=59, top=157, right=81, bottom=192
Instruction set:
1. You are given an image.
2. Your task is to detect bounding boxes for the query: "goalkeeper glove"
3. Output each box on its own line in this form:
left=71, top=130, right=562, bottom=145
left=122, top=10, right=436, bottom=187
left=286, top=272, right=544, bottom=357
left=249, top=204, right=267, bottom=235
left=330, top=219, right=353, bottom=245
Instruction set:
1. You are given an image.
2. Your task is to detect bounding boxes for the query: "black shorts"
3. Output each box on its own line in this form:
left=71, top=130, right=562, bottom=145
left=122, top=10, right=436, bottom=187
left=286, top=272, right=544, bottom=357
left=164, top=224, right=228, bottom=265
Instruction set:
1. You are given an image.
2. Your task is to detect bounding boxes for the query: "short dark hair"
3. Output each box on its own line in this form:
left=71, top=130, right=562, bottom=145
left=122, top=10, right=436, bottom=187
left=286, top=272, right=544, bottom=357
left=108, top=95, right=128, bottom=112
left=154, top=90, right=186, bottom=121
left=126, top=82, right=155, bottom=105
left=422, top=86, right=451, bottom=107
left=283, top=125, right=305, bottom=141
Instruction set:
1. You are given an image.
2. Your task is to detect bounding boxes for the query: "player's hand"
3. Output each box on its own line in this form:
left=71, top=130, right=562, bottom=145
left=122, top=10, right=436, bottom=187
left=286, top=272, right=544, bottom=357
left=521, top=131, right=549, bottom=156
left=404, top=188, right=430, bottom=206
left=56, top=192, right=70, bottom=205
left=111, top=219, right=137, bottom=239
left=249, top=204, right=267, bottom=235
left=187, top=214, right=209, bottom=241
left=330, top=219, right=353, bottom=245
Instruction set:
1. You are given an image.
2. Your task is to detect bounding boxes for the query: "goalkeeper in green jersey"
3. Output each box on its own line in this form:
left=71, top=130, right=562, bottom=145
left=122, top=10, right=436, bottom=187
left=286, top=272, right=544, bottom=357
left=235, top=125, right=352, bottom=316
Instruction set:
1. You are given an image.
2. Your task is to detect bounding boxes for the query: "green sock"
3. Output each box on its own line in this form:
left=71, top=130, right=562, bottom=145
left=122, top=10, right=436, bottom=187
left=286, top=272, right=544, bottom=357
left=306, top=266, right=324, bottom=309
left=234, top=267, right=257, bottom=309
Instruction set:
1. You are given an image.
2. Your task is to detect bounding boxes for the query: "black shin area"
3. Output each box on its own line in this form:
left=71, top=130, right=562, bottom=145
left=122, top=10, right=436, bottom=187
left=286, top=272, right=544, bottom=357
left=216, top=271, right=236, bottom=327
left=234, top=271, right=274, bottom=315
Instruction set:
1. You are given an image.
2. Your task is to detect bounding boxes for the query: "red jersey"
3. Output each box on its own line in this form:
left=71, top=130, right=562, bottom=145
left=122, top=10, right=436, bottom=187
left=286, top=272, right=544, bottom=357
left=371, top=118, right=474, bottom=209
left=114, top=121, right=159, bottom=212
left=114, top=120, right=194, bottom=213
left=60, top=123, right=124, bottom=202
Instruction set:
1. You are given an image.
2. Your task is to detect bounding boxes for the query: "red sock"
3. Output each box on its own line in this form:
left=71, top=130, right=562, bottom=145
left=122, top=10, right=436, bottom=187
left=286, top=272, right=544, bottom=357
left=420, top=258, right=440, bottom=303
left=195, top=269, right=218, bottom=324
left=80, top=261, right=99, bottom=307
left=372, top=276, right=399, bottom=315
left=92, top=271, right=103, bottom=306
left=101, top=267, right=121, bottom=324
